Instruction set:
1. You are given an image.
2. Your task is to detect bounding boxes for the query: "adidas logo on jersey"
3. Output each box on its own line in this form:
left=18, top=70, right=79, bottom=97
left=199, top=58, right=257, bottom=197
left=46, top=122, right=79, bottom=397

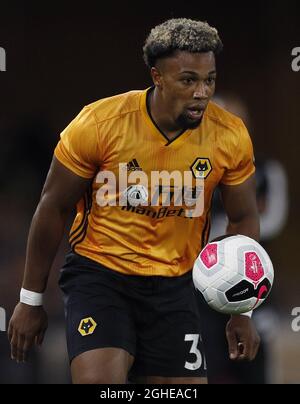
left=127, top=159, right=142, bottom=171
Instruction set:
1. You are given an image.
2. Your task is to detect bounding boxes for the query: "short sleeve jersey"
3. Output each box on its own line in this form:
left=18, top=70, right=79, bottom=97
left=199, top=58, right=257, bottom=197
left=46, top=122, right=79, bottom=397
left=54, top=88, right=255, bottom=276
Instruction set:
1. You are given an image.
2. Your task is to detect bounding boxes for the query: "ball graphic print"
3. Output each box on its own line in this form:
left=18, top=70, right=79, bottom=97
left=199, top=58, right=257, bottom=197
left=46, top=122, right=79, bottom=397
left=192, top=235, right=274, bottom=314
left=123, top=184, right=148, bottom=207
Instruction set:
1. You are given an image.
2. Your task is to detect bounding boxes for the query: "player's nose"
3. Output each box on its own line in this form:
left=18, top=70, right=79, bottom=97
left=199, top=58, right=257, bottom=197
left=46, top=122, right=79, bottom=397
left=193, top=83, right=209, bottom=100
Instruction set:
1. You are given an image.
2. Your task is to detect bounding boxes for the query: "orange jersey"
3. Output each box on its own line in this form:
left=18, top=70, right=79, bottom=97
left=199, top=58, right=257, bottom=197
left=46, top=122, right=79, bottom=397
left=54, top=88, right=255, bottom=277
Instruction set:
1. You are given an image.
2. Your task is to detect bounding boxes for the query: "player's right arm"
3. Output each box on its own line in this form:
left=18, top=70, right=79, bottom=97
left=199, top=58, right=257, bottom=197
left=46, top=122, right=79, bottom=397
left=8, top=156, right=92, bottom=363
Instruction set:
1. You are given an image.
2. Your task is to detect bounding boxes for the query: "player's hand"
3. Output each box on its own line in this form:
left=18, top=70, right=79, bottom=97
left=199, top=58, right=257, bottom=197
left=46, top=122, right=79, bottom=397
left=226, top=315, right=260, bottom=361
left=8, top=302, right=48, bottom=363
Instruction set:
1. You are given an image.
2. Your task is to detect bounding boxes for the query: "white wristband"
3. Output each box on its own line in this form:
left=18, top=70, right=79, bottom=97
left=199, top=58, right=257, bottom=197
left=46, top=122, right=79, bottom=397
left=20, top=288, right=43, bottom=306
left=240, top=310, right=253, bottom=318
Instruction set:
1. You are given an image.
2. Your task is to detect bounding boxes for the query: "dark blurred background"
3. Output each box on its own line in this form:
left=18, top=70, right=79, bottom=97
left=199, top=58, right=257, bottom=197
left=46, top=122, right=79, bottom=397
left=0, top=0, right=299, bottom=383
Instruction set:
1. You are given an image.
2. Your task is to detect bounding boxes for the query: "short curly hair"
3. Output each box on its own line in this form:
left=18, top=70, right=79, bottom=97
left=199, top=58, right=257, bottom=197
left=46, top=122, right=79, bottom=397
left=143, top=18, right=223, bottom=68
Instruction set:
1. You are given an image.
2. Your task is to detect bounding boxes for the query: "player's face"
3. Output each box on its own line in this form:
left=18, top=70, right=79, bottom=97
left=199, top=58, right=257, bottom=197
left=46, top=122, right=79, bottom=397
left=154, top=51, right=216, bottom=129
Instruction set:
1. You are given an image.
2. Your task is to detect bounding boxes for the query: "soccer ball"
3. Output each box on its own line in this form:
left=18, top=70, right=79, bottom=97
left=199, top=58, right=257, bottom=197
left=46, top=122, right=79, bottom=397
left=192, top=235, right=274, bottom=314
left=123, top=184, right=148, bottom=207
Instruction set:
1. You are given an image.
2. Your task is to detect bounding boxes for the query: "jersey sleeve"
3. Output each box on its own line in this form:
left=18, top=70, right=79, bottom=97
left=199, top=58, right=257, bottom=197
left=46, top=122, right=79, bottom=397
left=54, top=106, right=101, bottom=178
left=221, top=123, right=255, bottom=186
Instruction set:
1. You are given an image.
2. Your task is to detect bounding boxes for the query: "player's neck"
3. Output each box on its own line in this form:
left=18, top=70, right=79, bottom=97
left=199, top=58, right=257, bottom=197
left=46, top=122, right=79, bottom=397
left=148, top=87, right=185, bottom=141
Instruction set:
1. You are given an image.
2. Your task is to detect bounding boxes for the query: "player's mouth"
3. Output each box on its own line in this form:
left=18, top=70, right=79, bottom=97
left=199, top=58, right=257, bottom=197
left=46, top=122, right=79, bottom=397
left=186, top=106, right=205, bottom=120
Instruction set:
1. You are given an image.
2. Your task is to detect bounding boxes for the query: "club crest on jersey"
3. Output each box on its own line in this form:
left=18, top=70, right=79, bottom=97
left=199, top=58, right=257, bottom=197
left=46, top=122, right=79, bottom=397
left=190, top=158, right=212, bottom=179
left=78, top=317, right=97, bottom=336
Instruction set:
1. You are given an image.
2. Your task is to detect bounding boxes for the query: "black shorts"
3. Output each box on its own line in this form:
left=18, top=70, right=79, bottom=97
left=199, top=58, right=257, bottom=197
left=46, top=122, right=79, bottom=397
left=59, top=252, right=207, bottom=378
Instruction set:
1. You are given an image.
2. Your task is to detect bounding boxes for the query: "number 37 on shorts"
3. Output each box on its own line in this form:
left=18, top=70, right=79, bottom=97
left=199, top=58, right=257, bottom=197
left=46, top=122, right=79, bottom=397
left=184, top=334, right=207, bottom=371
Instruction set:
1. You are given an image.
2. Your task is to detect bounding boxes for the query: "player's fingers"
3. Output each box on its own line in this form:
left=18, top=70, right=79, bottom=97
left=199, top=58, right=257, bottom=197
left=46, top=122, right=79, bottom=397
left=22, top=335, right=35, bottom=362
left=241, top=334, right=260, bottom=361
left=226, top=330, right=238, bottom=360
left=244, top=333, right=260, bottom=361
left=237, top=341, right=249, bottom=361
left=7, top=321, right=13, bottom=343
left=17, top=333, right=26, bottom=363
left=10, top=331, right=19, bottom=361
left=236, top=342, right=245, bottom=360
left=250, top=338, right=260, bottom=361
left=35, top=330, right=45, bottom=346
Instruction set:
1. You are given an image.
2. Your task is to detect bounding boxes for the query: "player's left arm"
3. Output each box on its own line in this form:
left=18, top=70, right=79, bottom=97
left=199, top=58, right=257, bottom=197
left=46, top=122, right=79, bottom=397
left=220, top=174, right=261, bottom=361
left=220, top=174, right=259, bottom=241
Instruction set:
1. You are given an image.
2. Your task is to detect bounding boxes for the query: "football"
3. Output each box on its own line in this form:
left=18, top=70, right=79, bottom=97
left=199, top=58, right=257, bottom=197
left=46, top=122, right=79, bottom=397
left=192, top=235, right=274, bottom=314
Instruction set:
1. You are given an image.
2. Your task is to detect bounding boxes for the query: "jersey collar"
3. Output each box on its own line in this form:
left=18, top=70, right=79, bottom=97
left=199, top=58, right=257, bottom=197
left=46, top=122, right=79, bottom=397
left=140, top=87, right=194, bottom=147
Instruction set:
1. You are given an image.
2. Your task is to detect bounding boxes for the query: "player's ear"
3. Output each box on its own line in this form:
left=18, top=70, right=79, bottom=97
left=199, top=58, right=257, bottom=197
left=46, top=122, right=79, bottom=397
left=150, top=67, right=162, bottom=88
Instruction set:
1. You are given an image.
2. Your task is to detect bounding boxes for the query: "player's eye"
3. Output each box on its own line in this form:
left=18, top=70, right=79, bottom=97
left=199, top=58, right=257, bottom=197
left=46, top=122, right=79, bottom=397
left=181, top=78, right=195, bottom=85
left=206, top=77, right=216, bottom=86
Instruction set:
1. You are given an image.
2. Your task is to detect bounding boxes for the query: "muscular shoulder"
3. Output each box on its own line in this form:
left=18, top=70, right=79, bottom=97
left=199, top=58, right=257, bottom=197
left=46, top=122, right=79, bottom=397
left=205, top=101, right=245, bottom=132
left=205, top=102, right=255, bottom=185
left=204, top=101, right=251, bottom=156
left=85, top=90, right=143, bottom=124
